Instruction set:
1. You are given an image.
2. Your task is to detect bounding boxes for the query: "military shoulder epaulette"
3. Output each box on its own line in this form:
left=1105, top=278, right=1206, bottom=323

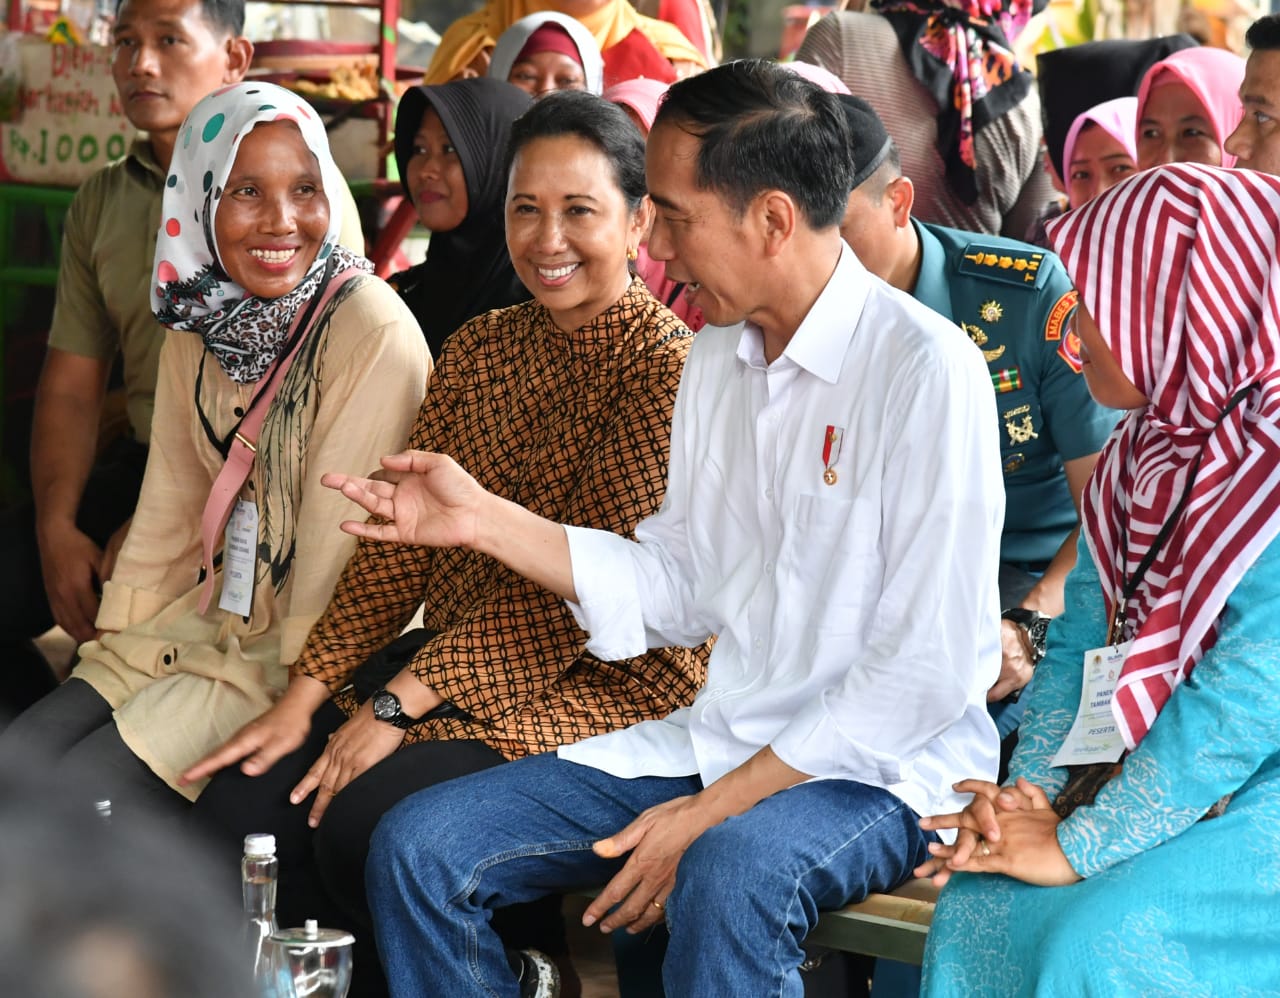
left=958, top=244, right=1049, bottom=289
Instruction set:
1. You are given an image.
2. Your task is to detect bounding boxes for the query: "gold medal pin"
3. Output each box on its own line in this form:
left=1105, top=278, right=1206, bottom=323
left=822, top=425, right=844, bottom=486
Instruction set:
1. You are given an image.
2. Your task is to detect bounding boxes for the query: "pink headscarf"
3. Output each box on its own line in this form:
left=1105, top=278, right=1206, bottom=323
left=1063, top=96, right=1138, bottom=175
left=603, top=77, right=669, bottom=133
left=1047, top=164, right=1280, bottom=748
left=1136, top=47, right=1246, bottom=168
left=784, top=60, right=852, bottom=95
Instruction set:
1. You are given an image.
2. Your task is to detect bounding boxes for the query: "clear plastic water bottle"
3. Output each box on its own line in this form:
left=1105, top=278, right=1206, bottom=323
left=242, top=833, right=279, bottom=995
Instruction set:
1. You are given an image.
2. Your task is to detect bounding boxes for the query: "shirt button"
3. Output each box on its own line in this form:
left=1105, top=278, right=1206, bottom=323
left=753, top=636, right=763, bottom=649
left=764, top=487, right=774, bottom=500
left=763, top=561, right=774, bottom=574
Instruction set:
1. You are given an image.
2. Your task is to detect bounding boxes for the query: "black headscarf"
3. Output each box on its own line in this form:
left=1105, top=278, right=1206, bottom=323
left=1036, top=34, right=1198, bottom=180
left=390, top=78, right=533, bottom=358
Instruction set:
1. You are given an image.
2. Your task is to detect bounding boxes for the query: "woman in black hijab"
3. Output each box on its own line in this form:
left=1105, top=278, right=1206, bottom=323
left=388, top=78, right=533, bottom=358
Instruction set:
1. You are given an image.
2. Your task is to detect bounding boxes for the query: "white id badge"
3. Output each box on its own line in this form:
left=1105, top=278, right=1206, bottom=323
left=218, top=499, right=259, bottom=617
left=1050, top=641, right=1131, bottom=768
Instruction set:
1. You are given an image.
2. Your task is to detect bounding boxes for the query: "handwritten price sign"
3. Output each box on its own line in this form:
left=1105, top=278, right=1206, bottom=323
left=0, top=40, right=136, bottom=186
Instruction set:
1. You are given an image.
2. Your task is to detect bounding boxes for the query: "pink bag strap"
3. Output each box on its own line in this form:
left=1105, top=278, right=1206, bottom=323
left=196, top=266, right=364, bottom=614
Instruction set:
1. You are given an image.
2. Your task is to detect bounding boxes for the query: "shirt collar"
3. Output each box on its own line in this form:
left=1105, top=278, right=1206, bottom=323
left=127, top=135, right=167, bottom=182
left=733, top=242, right=870, bottom=384
left=911, top=219, right=950, bottom=317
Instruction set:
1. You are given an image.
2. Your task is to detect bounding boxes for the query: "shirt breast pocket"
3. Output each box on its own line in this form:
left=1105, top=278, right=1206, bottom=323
left=786, top=493, right=881, bottom=627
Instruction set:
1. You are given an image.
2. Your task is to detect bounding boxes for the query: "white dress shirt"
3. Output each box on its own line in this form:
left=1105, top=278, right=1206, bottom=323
left=559, top=245, right=1004, bottom=822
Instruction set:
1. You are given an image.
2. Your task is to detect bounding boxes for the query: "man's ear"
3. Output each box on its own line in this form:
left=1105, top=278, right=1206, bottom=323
left=225, top=36, right=254, bottom=83
left=887, top=175, right=914, bottom=229
left=630, top=195, right=656, bottom=252
left=758, top=190, right=797, bottom=257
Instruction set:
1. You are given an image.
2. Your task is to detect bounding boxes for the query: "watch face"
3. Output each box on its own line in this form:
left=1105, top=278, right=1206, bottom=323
left=371, top=692, right=398, bottom=721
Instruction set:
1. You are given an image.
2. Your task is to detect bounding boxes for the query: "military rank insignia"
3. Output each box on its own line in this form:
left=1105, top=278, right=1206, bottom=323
left=960, top=246, right=1046, bottom=286
left=1044, top=290, right=1078, bottom=342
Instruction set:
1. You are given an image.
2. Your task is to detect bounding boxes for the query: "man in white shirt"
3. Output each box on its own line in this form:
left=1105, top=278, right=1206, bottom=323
left=334, top=60, right=1004, bottom=996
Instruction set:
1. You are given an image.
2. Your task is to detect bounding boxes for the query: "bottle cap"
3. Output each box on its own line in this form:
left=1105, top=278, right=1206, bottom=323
left=270, top=922, right=355, bottom=949
left=243, top=833, right=276, bottom=857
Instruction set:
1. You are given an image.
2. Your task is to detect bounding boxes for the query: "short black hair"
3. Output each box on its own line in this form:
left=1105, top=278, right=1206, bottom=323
left=652, top=59, right=853, bottom=230
left=115, top=0, right=244, bottom=36
left=504, top=90, right=647, bottom=212
left=1247, top=14, right=1280, bottom=51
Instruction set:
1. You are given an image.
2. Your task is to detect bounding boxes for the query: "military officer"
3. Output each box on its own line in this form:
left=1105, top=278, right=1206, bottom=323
left=836, top=95, right=1117, bottom=732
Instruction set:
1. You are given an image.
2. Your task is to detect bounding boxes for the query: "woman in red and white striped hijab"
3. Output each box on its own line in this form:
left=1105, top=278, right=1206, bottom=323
left=916, top=163, right=1280, bottom=996
left=1057, top=161, right=1280, bottom=748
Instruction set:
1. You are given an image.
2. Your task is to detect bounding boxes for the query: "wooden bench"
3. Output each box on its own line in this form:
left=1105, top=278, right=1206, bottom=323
left=576, top=877, right=939, bottom=967
left=806, top=878, right=939, bottom=966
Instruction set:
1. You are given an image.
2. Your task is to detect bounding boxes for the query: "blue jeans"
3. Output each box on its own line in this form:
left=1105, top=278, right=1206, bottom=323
left=367, top=752, right=934, bottom=998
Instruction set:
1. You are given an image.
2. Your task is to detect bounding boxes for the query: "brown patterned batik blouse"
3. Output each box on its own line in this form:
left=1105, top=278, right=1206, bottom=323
left=294, top=279, right=710, bottom=759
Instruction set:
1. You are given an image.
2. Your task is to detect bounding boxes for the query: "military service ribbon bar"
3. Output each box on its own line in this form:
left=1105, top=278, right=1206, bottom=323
left=991, top=367, right=1022, bottom=393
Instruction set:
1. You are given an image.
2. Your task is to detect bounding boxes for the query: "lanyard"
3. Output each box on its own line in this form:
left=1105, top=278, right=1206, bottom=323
left=1107, top=383, right=1255, bottom=644
left=193, top=255, right=336, bottom=458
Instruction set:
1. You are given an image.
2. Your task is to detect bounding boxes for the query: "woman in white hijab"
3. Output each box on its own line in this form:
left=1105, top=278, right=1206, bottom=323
left=487, top=11, right=605, bottom=96
left=0, top=82, right=430, bottom=813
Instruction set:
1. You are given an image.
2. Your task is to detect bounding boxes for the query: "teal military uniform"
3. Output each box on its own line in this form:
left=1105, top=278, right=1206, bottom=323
left=911, top=221, right=1117, bottom=567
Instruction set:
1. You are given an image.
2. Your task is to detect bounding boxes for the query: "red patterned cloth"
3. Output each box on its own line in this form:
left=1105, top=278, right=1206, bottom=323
left=1047, top=163, right=1280, bottom=747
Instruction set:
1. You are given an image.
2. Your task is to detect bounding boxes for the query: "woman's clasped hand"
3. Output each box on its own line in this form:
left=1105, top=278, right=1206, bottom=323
left=917, top=778, right=1081, bottom=888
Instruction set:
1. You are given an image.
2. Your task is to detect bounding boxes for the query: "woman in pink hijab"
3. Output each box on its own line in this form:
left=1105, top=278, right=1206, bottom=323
left=1062, top=97, right=1139, bottom=209
left=1136, top=47, right=1245, bottom=169
left=604, top=77, right=707, bottom=331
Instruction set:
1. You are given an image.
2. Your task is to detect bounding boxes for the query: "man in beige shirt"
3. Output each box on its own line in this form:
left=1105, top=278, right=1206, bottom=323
left=0, top=0, right=364, bottom=720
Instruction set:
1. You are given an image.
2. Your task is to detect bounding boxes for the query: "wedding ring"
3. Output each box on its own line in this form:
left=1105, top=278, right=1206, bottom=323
left=979, top=840, right=991, bottom=857
left=651, top=899, right=665, bottom=911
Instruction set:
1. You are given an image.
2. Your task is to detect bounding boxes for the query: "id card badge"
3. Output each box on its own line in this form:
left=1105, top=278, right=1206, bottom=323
left=218, top=499, right=259, bottom=617
left=1050, top=641, right=1131, bottom=768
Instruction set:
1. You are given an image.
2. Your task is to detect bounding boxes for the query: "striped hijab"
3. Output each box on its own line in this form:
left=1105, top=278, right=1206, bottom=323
left=1046, top=163, right=1280, bottom=748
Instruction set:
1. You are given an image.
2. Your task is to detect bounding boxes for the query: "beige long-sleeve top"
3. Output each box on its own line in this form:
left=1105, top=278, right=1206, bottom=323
left=73, top=277, right=431, bottom=799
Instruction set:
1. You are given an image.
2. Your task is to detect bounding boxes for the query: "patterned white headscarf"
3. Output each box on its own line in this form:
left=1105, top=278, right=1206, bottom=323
left=151, top=81, right=369, bottom=383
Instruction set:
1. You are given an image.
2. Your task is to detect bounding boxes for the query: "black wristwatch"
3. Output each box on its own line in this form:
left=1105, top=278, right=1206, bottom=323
left=370, top=689, right=421, bottom=730
left=1001, top=607, right=1051, bottom=664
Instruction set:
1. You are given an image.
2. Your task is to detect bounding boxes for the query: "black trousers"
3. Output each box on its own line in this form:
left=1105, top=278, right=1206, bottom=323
left=190, top=705, right=566, bottom=998
left=0, top=437, right=148, bottom=721
left=0, top=677, right=188, bottom=820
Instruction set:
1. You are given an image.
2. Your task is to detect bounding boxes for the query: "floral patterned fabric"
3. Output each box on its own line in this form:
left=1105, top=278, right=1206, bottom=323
left=922, top=533, right=1280, bottom=995
left=871, top=0, right=1035, bottom=205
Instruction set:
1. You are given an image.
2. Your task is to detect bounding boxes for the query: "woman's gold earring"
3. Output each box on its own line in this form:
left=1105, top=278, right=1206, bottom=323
left=627, top=247, right=639, bottom=262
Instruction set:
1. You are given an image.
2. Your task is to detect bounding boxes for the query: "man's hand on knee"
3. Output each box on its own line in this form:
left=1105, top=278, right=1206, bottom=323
left=584, top=794, right=719, bottom=935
